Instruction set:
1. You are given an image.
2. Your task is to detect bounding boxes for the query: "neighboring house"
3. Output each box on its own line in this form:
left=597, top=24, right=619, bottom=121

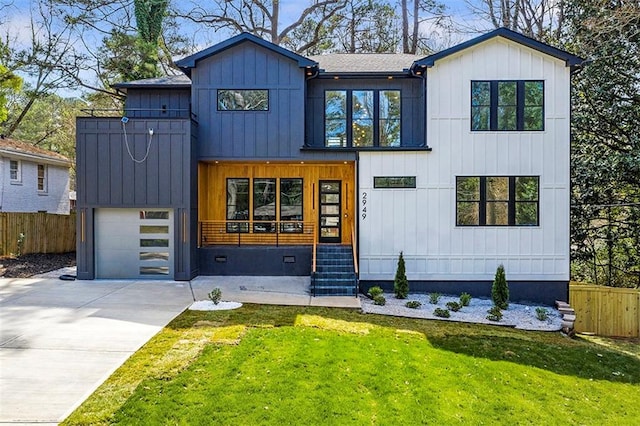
left=0, top=137, right=71, bottom=214
left=75, top=28, right=583, bottom=304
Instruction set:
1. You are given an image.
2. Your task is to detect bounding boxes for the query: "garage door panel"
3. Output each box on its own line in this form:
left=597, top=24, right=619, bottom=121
left=95, top=209, right=173, bottom=279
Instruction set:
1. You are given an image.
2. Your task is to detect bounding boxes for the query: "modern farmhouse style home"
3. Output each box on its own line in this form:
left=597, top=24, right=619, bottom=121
left=76, top=28, right=583, bottom=304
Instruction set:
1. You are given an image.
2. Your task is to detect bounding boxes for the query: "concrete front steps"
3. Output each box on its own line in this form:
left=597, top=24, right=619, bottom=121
left=311, top=244, right=358, bottom=296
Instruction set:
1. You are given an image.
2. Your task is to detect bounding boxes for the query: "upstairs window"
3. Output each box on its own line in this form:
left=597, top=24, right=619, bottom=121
left=471, top=81, right=544, bottom=131
left=325, top=89, right=401, bottom=147
left=456, top=176, right=539, bottom=226
left=9, top=160, right=20, bottom=182
left=37, top=164, right=47, bottom=192
left=218, top=89, right=269, bottom=111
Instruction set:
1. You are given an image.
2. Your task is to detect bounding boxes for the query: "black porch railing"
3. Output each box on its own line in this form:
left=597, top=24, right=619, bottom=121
left=199, top=220, right=315, bottom=247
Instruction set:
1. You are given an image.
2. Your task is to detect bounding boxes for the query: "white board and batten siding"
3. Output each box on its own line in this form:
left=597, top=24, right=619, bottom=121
left=358, top=37, right=570, bottom=283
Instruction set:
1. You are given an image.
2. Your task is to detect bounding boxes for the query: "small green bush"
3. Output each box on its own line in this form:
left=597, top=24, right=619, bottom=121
left=208, top=288, right=222, bottom=305
left=405, top=300, right=421, bottom=309
left=433, top=308, right=450, bottom=318
left=486, top=306, right=503, bottom=322
left=394, top=251, right=409, bottom=299
left=446, top=301, right=462, bottom=312
left=367, top=286, right=384, bottom=299
left=459, top=292, right=472, bottom=306
left=535, top=307, right=549, bottom=321
left=428, top=293, right=441, bottom=304
left=491, top=264, right=509, bottom=310
left=373, top=295, right=386, bottom=306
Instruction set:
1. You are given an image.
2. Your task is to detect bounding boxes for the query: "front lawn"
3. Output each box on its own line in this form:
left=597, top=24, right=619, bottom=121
left=63, top=305, right=640, bottom=425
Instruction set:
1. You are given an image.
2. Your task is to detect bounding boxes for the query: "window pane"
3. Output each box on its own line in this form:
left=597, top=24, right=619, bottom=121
left=325, top=91, right=347, bottom=147
left=217, top=90, right=268, bottom=111
left=486, top=177, right=508, bottom=200
left=516, top=202, right=538, bottom=225
left=140, top=239, right=169, bottom=247
left=352, top=90, right=374, bottom=147
left=253, top=178, right=276, bottom=222
left=227, top=178, right=249, bottom=220
left=524, top=107, right=543, bottom=130
left=515, top=177, right=539, bottom=201
left=486, top=202, right=509, bottom=225
left=471, top=82, right=490, bottom=106
left=456, top=177, right=480, bottom=201
left=140, top=225, right=169, bottom=234
left=373, top=177, right=416, bottom=188
left=379, top=90, right=401, bottom=147
left=471, top=106, right=490, bottom=130
left=524, top=81, right=544, bottom=106
left=498, top=82, right=516, bottom=105
left=140, top=266, right=169, bottom=275
left=280, top=178, right=303, bottom=221
left=457, top=202, right=479, bottom=225
left=321, top=205, right=339, bottom=215
left=140, top=211, right=169, bottom=220
left=321, top=193, right=340, bottom=203
left=140, top=252, right=169, bottom=261
left=497, top=106, right=517, bottom=130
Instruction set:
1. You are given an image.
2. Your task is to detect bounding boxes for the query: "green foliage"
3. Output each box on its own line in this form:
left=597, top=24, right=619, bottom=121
left=491, top=265, right=509, bottom=310
left=16, top=232, right=25, bottom=257
left=433, top=307, right=450, bottom=318
left=367, top=286, right=384, bottom=299
left=208, top=288, right=222, bottom=305
left=405, top=300, right=421, bottom=309
left=446, top=301, right=462, bottom=312
left=0, top=63, right=22, bottom=123
left=428, top=293, right=441, bottom=304
left=459, top=292, right=472, bottom=306
left=393, top=251, right=409, bottom=299
left=486, top=306, right=503, bottom=322
left=535, top=307, right=549, bottom=322
left=373, top=295, right=386, bottom=306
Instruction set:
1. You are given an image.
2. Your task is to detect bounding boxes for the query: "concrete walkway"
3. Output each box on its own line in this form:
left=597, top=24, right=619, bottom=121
left=0, top=273, right=360, bottom=425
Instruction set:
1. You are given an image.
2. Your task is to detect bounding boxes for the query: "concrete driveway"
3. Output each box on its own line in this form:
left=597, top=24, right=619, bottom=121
left=0, top=277, right=193, bottom=425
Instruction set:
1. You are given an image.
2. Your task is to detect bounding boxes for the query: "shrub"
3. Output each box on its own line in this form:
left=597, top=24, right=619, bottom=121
left=446, top=301, right=462, bottom=312
left=535, top=307, right=549, bottom=321
left=433, top=308, right=450, bottom=318
left=486, top=305, right=503, bottom=322
left=367, top=286, right=384, bottom=299
left=428, top=293, right=441, bottom=304
left=405, top=300, right=421, bottom=309
left=394, top=251, right=409, bottom=299
left=491, top=264, right=509, bottom=310
left=208, top=288, right=222, bottom=305
left=459, top=292, right=472, bottom=306
left=373, top=295, right=386, bottom=306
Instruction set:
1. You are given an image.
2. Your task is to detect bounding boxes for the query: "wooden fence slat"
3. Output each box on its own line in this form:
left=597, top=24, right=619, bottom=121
left=570, top=284, right=640, bottom=338
left=0, top=212, right=76, bottom=256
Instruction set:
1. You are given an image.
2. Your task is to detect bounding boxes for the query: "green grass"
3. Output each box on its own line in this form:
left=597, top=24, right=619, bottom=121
left=63, top=305, right=640, bottom=425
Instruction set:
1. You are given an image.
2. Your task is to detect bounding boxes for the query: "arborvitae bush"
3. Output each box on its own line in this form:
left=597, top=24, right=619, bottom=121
left=394, top=251, right=409, bottom=299
left=208, top=288, right=222, bottom=305
left=491, top=264, right=509, bottom=310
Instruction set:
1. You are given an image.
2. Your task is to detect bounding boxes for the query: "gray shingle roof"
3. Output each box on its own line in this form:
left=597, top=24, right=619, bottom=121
left=112, top=74, right=191, bottom=89
left=308, top=53, right=422, bottom=73
left=0, top=137, right=71, bottom=165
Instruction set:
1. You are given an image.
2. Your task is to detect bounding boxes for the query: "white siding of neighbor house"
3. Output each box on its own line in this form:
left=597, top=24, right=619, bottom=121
left=358, top=38, right=570, bottom=282
left=0, top=156, right=70, bottom=214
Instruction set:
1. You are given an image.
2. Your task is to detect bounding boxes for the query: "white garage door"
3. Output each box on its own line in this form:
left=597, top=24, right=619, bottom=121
left=95, top=208, right=173, bottom=279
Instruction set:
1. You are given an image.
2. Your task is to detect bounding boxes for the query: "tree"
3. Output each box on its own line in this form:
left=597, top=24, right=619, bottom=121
left=491, top=264, right=509, bottom=309
left=394, top=251, right=409, bottom=299
left=0, top=42, right=22, bottom=123
left=401, top=0, right=447, bottom=54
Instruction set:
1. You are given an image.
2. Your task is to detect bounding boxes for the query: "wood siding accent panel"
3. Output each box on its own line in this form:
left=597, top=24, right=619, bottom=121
left=191, top=42, right=306, bottom=160
left=198, top=162, right=355, bottom=244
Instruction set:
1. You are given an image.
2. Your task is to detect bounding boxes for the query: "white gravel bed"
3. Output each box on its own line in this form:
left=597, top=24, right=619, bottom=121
left=188, top=300, right=243, bottom=311
left=360, top=293, right=562, bottom=331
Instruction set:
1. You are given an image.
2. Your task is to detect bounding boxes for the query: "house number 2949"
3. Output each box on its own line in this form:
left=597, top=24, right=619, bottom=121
left=361, top=192, right=367, bottom=220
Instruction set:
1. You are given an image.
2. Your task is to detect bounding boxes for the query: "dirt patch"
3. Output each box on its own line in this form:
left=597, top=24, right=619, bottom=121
left=0, top=252, right=76, bottom=278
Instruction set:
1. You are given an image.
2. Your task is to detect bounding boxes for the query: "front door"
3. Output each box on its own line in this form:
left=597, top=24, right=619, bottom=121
left=319, top=180, right=341, bottom=243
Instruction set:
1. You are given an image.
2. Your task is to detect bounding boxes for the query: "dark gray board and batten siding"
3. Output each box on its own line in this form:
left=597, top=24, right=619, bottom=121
left=75, top=117, right=198, bottom=280
left=124, top=88, right=191, bottom=119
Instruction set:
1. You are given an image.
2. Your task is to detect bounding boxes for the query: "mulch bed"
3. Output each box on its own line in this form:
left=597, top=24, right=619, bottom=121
left=0, top=252, right=76, bottom=278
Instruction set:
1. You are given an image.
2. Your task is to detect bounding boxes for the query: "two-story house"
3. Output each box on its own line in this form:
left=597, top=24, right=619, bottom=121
left=75, top=28, right=583, bottom=304
left=0, top=137, right=71, bottom=214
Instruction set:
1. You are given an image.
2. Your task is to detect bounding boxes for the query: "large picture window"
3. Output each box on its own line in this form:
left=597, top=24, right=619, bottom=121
left=471, top=81, right=544, bottom=131
left=218, top=89, right=269, bottom=111
left=456, top=176, right=539, bottom=226
left=226, top=178, right=304, bottom=233
left=324, top=89, right=401, bottom=147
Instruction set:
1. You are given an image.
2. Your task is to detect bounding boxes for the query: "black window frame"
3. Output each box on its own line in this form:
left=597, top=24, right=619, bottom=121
left=471, top=80, right=544, bottom=131
left=324, top=89, right=401, bottom=147
left=456, top=176, right=540, bottom=226
left=217, top=89, right=269, bottom=111
left=373, top=176, right=416, bottom=188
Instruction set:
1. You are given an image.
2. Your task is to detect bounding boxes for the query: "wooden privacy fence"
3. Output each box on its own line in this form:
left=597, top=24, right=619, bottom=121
left=570, top=284, right=640, bottom=338
left=0, top=212, right=76, bottom=256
